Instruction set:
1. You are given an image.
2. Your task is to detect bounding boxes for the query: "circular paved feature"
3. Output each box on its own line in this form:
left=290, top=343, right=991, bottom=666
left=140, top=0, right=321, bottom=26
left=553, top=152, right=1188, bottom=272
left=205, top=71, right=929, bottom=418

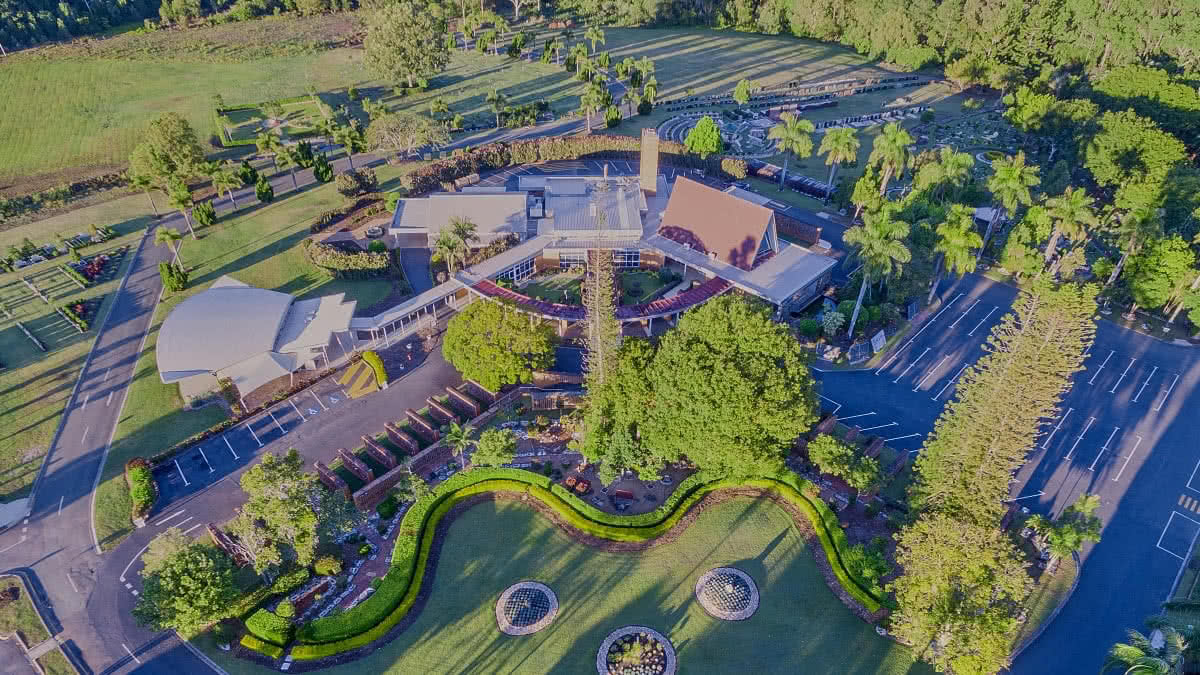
left=596, top=625, right=676, bottom=675
left=495, top=581, right=559, bottom=636
left=694, top=567, right=759, bottom=621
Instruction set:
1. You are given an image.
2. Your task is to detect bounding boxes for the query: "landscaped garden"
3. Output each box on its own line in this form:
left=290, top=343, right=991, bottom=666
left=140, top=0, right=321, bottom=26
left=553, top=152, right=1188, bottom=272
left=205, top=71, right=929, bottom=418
left=520, top=269, right=676, bottom=307
left=217, top=95, right=331, bottom=145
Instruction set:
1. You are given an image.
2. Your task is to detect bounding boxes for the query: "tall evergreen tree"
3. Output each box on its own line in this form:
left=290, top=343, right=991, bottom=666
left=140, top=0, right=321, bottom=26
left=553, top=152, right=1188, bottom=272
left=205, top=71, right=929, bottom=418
left=582, top=249, right=621, bottom=388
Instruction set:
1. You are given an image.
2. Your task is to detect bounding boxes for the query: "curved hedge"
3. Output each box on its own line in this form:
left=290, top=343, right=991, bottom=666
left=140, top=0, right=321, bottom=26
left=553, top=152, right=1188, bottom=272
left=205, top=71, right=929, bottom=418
left=239, top=634, right=285, bottom=659
left=290, top=468, right=884, bottom=660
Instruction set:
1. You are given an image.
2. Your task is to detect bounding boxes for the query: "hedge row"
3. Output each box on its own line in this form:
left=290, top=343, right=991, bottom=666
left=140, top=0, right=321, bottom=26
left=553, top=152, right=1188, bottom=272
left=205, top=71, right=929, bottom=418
left=290, top=468, right=882, bottom=659
left=245, top=608, right=294, bottom=646
left=302, top=240, right=391, bottom=278
left=408, top=135, right=748, bottom=196
left=239, top=633, right=285, bottom=659
left=125, top=458, right=156, bottom=518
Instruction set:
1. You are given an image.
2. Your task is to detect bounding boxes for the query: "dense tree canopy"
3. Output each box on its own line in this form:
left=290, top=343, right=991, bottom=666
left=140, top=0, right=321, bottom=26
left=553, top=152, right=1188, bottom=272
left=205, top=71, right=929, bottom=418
left=128, top=113, right=206, bottom=187
left=364, top=0, right=450, bottom=88
left=442, top=300, right=555, bottom=391
left=133, top=541, right=238, bottom=634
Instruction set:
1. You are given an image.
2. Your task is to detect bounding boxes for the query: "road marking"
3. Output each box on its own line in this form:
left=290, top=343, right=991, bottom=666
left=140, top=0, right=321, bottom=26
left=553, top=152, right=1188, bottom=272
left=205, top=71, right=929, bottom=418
left=1157, top=511, right=1200, bottom=560
left=1132, top=366, right=1159, bottom=402
left=1108, top=358, right=1137, bottom=394
left=154, top=509, right=185, bottom=527
left=197, top=447, right=214, bottom=473
left=122, top=643, right=142, bottom=664
left=1088, top=350, right=1115, bottom=384
left=80, top=426, right=89, bottom=446
left=1088, top=426, right=1121, bottom=471
left=1041, top=408, right=1073, bottom=449
left=838, top=412, right=876, bottom=421
left=932, top=364, right=969, bottom=400
left=66, top=572, right=79, bottom=593
left=818, top=395, right=842, bottom=414
left=858, top=422, right=898, bottom=432
left=182, top=522, right=202, bottom=535
left=81, top=393, right=89, bottom=410
left=1064, top=416, right=1096, bottom=460
left=104, top=367, right=112, bottom=381
left=310, top=390, right=328, bottom=410
left=1155, top=374, right=1181, bottom=412
left=946, top=298, right=980, bottom=329
left=966, top=306, right=998, bottom=336
left=245, top=423, right=263, bottom=447
left=913, top=355, right=951, bottom=392
left=1112, top=434, right=1144, bottom=482
left=289, top=398, right=305, bottom=420
left=874, top=293, right=963, bottom=374
left=893, top=347, right=931, bottom=383
left=884, top=433, right=921, bottom=442
left=120, top=536, right=160, bottom=582
left=106, top=391, right=113, bottom=406
left=267, top=409, right=286, bottom=434
left=173, top=458, right=190, bottom=486
left=223, top=436, right=239, bottom=460
left=1181, top=494, right=1189, bottom=507
left=57, top=496, right=63, bottom=516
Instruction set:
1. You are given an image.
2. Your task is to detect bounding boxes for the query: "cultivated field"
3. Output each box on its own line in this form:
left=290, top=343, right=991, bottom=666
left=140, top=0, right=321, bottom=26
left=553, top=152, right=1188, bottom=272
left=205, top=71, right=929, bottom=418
left=197, top=497, right=930, bottom=674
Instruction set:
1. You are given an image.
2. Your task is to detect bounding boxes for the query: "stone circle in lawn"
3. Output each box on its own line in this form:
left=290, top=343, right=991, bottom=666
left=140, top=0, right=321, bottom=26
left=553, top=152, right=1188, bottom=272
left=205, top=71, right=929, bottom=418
left=596, top=625, right=676, bottom=675
left=694, top=567, right=759, bottom=621
left=495, top=581, right=559, bottom=636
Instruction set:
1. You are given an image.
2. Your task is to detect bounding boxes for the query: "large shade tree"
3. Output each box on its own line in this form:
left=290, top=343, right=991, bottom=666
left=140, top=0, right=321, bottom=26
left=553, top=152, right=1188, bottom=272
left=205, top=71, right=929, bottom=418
left=442, top=300, right=555, bottom=391
left=133, top=541, right=238, bottom=634
left=683, top=115, right=724, bottom=159
left=364, top=0, right=450, bottom=89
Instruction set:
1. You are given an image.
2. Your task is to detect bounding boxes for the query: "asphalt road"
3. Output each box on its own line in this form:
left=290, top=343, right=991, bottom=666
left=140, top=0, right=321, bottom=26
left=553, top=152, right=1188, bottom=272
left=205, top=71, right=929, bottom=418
left=819, top=273, right=1200, bottom=672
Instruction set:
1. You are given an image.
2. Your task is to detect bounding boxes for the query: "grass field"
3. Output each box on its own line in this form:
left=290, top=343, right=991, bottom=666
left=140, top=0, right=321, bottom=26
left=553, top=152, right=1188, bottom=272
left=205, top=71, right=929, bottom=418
left=224, top=98, right=329, bottom=142
left=522, top=272, right=582, bottom=304
left=92, top=162, right=420, bottom=549
left=0, top=575, right=76, bottom=674
left=196, top=497, right=929, bottom=674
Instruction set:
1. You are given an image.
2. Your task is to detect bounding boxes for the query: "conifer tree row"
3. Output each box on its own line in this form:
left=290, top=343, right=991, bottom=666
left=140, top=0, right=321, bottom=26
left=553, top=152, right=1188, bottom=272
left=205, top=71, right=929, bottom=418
left=581, top=249, right=621, bottom=389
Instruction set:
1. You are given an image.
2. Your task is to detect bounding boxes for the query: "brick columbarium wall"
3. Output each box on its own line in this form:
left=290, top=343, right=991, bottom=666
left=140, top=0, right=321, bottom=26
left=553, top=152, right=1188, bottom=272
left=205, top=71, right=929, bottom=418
left=315, top=461, right=351, bottom=499
left=445, top=387, right=481, bottom=417
left=406, top=409, right=440, bottom=443
left=426, top=398, right=460, bottom=425
left=385, top=423, right=420, bottom=454
left=362, top=435, right=398, bottom=470
left=337, top=448, right=374, bottom=483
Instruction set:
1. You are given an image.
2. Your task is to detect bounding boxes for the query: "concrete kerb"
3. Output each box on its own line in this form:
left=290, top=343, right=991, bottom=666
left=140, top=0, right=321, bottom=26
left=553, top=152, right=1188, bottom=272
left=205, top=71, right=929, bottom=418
left=1010, top=552, right=1082, bottom=661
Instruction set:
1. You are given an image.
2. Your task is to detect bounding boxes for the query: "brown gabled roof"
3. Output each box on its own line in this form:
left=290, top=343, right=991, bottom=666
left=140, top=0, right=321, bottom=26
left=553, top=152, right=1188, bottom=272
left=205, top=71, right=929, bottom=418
left=658, top=177, right=773, bottom=271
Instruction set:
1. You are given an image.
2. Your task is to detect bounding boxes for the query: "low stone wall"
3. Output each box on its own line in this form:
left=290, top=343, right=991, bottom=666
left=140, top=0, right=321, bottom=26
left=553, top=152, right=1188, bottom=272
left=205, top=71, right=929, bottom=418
left=531, top=370, right=584, bottom=388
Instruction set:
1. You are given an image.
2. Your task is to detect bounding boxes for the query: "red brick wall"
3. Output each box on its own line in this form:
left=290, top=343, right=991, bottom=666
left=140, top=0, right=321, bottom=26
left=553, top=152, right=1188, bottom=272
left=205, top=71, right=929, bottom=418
left=315, top=461, right=351, bottom=499
left=363, top=435, right=398, bottom=470
left=445, top=387, right=481, bottom=417
left=337, top=448, right=374, bottom=483
left=385, top=423, right=419, bottom=454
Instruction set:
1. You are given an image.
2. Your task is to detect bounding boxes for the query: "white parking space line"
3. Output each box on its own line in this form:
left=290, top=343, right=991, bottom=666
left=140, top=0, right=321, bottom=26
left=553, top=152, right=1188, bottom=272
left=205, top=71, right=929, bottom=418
left=82, top=393, right=89, bottom=410
left=1064, top=416, right=1096, bottom=461
left=267, top=409, right=286, bottom=434
left=154, top=509, right=185, bottom=527
left=104, top=367, right=112, bottom=381
left=1132, top=366, right=1159, bottom=402
left=874, top=293, right=963, bottom=374
left=173, top=459, right=190, bottom=486
left=122, top=643, right=142, bottom=665
left=1112, top=434, right=1144, bottom=482
left=1157, top=511, right=1200, bottom=560
left=838, top=412, right=875, bottom=421
left=289, top=398, right=305, bottom=420
left=1088, top=426, right=1121, bottom=471
left=947, top=298, right=980, bottom=330
left=223, top=436, right=239, bottom=460
left=818, top=395, right=842, bottom=414
left=106, top=391, right=114, bottom=406
left=893, top=347, right=931, bottom=384
left=932, top=364, right=969, bottom=401
left=884, top=433, right=921, bottom=443
left=1155, top=374, right=1180, bottom=412
left=197, top=447, right=214, bottom=473
left=1109, top=358, right=1137, bottom=394
left=913, top=355, right=951, bottom=392
left=966, top=306, right=998, bottom=336
left=310, top=390, right=328, bottom=411
left=1188, top=459, right=1200, bottom=495
left=245, top=423, right=263, bottom=448
left=182, top=522, right=202, bottom=535
left=1041, top=408, right=1073, bottom=449
left=81, top=426, right=89, bottom=447
left=1088, top=350, right=1115, bottom=384
left=858, top=422, right=898, bottom=432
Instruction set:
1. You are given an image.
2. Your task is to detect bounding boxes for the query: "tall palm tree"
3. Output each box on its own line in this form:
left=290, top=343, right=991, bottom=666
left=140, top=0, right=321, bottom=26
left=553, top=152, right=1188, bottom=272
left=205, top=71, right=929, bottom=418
left=548, top=36, right=565, bottom=65
left=867, top=122, right=915, bottom=197
left=981, top=151, right=1040, bottom=258
left=1043, top=186, right=1098, bottom=265
left=278, top=146, right=301, bottom=190
left=154, top=225, right=183, bottom=265
left=128, top=172, right=161, bottom=217
left=580, top=82, right=608, bottom=132
left=843, top=207, right=911, bottom=338
left=444, top=421, right=476, bottom=463
left=584, top=25, right=604, bottom=54
left=767, top=112, right=815, bottom=187
left=1105, top=205, right=1163, bottom=288
left=434, top=230, right=465, bottom=275
left=486, top=89, right=508, bottom=128
left=817, top=127, right=859, bottom=199
left=930, top=147, right=975, bottom=203
left=449, top=216, right=478, bottom=269
left=167, top=181, right=197, bottom=239
left=1102, top=625, right=1187, bottom=674
left=634, top=56, right=654, bottom=82
left=255, top=131, right=284, bottom=175
left=927, top=204, right=983, bottom=304
left=569, top=42, right=589, bottom=73
left=333, top=124, right=365, bottom=171
left=211, top=164, right=241, bottom=211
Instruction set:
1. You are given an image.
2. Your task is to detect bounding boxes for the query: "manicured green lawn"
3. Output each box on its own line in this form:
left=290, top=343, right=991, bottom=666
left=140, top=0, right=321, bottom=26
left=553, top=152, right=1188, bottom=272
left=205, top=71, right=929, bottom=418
left=522, top=272, right=582, bottom=304
left=618, top=270, right=671, bottom=305
left=224, top=98, right=328, bottom=143
left=92, top=163, right=418, bottom=549
left=1012, top=555, right=1077, bottom=650
left=0, top=576, right=51, bottom=644
left=197, top=497, right=928, bottom=674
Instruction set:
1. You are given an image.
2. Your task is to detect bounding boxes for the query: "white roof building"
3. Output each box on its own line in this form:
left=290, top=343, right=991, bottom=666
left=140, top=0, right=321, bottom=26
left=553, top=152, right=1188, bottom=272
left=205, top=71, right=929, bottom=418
left=390, top=192, right=530, bottom=247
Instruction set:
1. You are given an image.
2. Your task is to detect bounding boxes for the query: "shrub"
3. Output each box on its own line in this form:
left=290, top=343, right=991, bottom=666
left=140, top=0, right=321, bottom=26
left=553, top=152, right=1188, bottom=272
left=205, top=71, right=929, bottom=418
left=335, top=168, right=378, bottom=198
left=240, top=633, right=285, bottom=659
left=302, top=240, right=390, bottom=279
left=275, top=599, right=295, bottom=619
left=368, top=240, right=387, bottom=254
left=822, top=311, right=845, bottom=337
left=348, top=86, right=359, bottom=101
left=385, top=191, right=403, bottom=212
left=193, top=201, right=216, bottom=228
left=637, top=101, right=652, bottom=116
left=358, top=544, right=371, bottom=556
left=361, top=350, right=388, bottom=386
left=245, top=608, right=293, bottom=646
left=377, top=494, right=399, bottom=520
left=125, top=458, right=156, bottom=517
left=797, top=318, right=821, bottom=339
left=721, top=157, right=748, bottom=179
left=211, top=622, right=235, bottom=646
left=255, top=176, right=274, bottom=203
left=605, top=105, right=622, bottom=128
left=269, top=568, right=311, bottom=595
left=159, top=262, right=188, bottom=292
left=312, top=154, right=333, bottom=183
left=314, top=555, right=342, bottom=577
left=237, top=160, right=259, bottom=186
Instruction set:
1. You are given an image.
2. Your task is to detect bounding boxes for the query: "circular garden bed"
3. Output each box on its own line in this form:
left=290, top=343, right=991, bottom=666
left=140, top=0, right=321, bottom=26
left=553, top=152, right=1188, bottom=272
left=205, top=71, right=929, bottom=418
left=596, top=626, right=676, bottom=675
left=694, top=567, right=759, bottom=621
left=495, top=581, right=559, bottom=636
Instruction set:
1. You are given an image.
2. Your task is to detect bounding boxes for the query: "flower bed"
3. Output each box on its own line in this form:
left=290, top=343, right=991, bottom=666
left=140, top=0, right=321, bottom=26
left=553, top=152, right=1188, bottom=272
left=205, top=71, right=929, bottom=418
left=597, top=626, right=675, bottom=675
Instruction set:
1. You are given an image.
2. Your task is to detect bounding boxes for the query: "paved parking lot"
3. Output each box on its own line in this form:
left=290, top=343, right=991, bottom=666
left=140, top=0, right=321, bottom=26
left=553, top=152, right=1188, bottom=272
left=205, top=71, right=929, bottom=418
left=153, top=377, right=352, bottom=503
